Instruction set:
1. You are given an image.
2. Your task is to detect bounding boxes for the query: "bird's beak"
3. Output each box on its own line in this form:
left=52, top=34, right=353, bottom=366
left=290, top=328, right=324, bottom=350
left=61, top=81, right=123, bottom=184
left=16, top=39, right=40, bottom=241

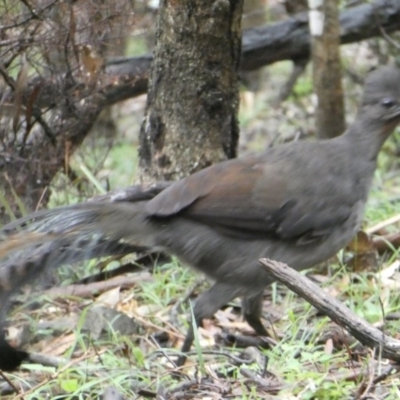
left=385, top=105, right=400, bottom=122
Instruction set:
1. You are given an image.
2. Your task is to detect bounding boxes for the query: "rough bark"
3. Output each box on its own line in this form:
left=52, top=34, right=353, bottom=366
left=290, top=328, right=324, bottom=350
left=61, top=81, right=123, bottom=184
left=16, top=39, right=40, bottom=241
left=309, top=0, right=345, bottom=139
left=138, top=0, right=243, bottom=182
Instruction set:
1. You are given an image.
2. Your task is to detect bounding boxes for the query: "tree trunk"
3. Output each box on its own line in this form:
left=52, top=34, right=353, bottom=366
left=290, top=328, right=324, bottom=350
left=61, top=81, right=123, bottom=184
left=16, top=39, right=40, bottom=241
left=308, top=0, right=345, bottom=139
left=139, top=0, right=243, bottom=182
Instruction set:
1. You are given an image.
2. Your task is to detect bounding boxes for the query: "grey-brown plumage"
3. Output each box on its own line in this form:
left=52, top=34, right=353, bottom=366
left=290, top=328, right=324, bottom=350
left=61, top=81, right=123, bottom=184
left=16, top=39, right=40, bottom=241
left=1, top=66, right=400, bottom=371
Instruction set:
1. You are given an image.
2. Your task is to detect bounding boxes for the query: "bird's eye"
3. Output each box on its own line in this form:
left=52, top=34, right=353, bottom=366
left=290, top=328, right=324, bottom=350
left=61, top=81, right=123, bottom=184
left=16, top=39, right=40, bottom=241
left=381, top=98, right=396, bottom=108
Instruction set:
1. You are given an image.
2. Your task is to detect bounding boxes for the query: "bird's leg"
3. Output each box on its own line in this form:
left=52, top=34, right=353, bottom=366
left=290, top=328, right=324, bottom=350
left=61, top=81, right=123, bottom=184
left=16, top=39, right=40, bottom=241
left=176, top=282, right=242, bottom=366
left=242, top=291, right=268, bottom=336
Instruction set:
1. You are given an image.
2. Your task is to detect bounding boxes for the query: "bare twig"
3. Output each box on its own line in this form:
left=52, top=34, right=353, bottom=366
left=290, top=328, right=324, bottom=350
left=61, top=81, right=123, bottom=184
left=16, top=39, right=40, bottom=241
left=0, top=370, right=23, bottom=397
left=373, top=232, right=400, bottom=254
left=28, top=352, right=66, bottom=369
left=379, top=25, right=400, bottom=50
left=366, top=213, right=400, bottom=234
left=44, top=272, right=153, bottom=298
left=275, top=58, right=308, bottom=104
left=240, top=368, right=284, bottom=392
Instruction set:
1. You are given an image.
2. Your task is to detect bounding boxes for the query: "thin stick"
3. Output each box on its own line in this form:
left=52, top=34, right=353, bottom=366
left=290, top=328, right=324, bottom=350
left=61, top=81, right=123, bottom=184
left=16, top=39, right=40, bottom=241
left=259, top=258, right=400, bottom=362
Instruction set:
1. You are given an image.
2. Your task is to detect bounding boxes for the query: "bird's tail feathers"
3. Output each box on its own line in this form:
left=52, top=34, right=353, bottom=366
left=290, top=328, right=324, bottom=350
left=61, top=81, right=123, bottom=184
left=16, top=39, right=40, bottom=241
left=0, top=201, right=155, bottom=369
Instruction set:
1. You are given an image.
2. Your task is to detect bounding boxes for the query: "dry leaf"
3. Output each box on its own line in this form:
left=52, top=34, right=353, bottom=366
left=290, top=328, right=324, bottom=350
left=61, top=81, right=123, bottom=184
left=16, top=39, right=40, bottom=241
left=96, top=286, right=121, bottom=307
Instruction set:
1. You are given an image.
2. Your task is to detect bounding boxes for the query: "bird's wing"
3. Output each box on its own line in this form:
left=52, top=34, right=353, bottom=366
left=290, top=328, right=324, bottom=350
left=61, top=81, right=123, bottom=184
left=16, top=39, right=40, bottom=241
left=146, top=150, right=354, bottom=242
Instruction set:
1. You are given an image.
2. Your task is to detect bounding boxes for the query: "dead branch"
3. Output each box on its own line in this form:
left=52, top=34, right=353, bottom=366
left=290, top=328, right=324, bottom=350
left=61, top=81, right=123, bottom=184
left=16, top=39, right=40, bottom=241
left=259, top=258, right=400, bottom=363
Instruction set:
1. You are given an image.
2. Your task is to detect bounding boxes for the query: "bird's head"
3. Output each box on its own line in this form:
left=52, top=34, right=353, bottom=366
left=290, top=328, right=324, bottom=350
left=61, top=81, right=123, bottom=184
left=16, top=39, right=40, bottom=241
left=360, top=66, right=400, bottom=135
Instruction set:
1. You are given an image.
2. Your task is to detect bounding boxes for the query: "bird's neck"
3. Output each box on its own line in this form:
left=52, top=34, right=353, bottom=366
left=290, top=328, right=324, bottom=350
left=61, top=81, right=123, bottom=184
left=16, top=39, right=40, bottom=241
left=341, top=110, right=391, bottom=163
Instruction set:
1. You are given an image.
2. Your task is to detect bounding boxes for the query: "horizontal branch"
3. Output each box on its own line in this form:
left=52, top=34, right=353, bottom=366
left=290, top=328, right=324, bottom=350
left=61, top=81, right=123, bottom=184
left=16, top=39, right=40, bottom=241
left=241, top=0, right=400, bottom=70
left=3, top=0, right=399, bottom=110
left=102, top=0, right=400, bottom=105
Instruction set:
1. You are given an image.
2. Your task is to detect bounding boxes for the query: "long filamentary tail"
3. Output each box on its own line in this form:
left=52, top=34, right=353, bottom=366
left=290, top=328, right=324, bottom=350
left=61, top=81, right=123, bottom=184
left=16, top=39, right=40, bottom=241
left=0, top=202, right=152, bottom=370
left=0, top=201, right=151, bottom=297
